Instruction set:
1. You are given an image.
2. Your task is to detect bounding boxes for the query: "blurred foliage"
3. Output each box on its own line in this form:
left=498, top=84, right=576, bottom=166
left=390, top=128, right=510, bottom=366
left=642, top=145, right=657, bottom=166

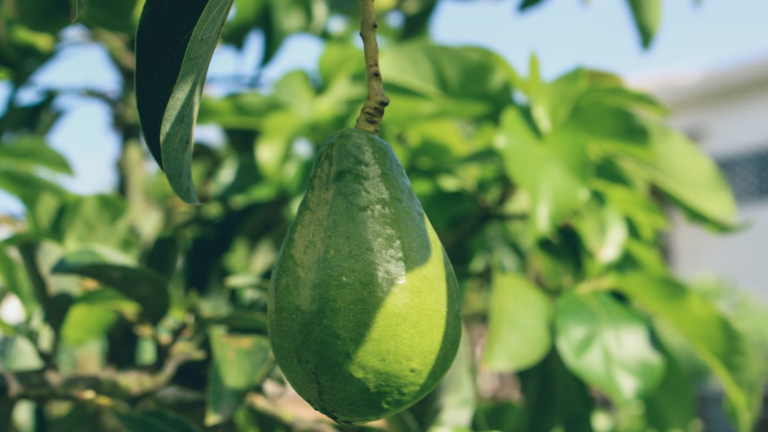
left=0, top=1, right=764, bottom=432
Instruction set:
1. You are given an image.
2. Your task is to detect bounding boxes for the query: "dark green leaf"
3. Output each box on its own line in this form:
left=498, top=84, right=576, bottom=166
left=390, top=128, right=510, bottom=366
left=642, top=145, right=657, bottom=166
left=556, top=292, right=665, bottom=402
left=136, top=0, right=235, bottom=204
left=137, top=0, right=208, bottom=170
left=615, top=274, right=763, bottom=432
left=484, top=272, right=552, bottom=372
left=80, top=0, right=141, bottom=32
left=626, top=0, right=662, bottom=48
left=473, top=402, right=525, bottom=432
left=118, top=409, right=202, bottom=432
left=52, top=248, right=169, bottom=323
left=518, top=0, right=550, bottom=11
left=519, top=349, right=593, bottom=432
left=211, top=311, right=268, bottom=332
left=402, top=0, right=437, bottom=39
left=209, top=325, right=273, bottom=391
left=10, top=0, right=70, bottom=33
left=159, top=0, right=235, bottom=204
left=0, top=400, right=14, bottom=432
left=136, top=0, right=209, bottom=170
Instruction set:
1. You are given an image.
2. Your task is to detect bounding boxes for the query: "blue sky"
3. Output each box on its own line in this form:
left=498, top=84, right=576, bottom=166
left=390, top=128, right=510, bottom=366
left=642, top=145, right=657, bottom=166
left=2, top=0, right=768, bottom=214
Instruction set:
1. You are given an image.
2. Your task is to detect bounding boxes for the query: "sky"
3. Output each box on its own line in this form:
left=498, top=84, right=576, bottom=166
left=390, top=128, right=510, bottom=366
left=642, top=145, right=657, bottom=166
left=2, top=0, right=768, bottom=214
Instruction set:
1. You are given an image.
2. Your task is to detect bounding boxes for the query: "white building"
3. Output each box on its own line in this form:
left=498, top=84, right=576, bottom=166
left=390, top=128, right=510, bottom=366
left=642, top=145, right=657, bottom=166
left=633, top=56, right=768, bottom=302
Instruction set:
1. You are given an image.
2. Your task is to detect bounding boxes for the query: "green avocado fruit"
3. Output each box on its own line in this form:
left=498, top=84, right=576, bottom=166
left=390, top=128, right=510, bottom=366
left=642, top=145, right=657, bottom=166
left=269, top=128, right=462, bottom=424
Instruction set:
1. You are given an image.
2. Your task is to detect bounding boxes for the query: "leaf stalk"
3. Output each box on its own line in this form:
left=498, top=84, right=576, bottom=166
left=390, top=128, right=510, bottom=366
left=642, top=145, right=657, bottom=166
left=354, top=0, right=390, bottom=136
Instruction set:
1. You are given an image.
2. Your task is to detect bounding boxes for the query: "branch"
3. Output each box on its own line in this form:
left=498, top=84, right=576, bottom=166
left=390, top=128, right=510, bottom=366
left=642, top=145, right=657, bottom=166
left=0, top=350, right=205, bottom=402
left=353, top=0, right=390, bottom=136
left=246, top=393, right=338, bottom=432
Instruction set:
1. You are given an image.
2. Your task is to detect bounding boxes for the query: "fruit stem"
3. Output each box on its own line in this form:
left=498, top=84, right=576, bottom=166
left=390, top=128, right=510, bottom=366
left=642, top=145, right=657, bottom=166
left=353, top=0, right=390, bottom=137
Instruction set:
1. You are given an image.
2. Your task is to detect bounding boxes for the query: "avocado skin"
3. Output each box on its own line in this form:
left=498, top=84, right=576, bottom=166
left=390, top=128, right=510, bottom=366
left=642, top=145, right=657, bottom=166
left=269, top=128, right=462, bottom=424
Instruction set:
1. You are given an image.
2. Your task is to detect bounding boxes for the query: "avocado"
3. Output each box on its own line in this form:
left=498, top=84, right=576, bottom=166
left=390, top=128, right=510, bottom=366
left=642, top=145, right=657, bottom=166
left=269, top=128, right=462, bottom=424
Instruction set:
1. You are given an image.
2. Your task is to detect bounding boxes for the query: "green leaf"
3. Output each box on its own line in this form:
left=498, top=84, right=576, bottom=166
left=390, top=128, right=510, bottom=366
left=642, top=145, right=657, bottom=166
left=70, top=0, right=88, bottom=21
left=261, top=0, right=315, bottom=66
left=254, top=110, right=306, bottom=181
left=61, top=304, right=117, bottom=346
left=643, top=348, right=698, bottom=432
left=0, top=135, right=73, bottom=174
left=590, top=179, right=667, bottom=242
left=573, top=102, right=653, bottom=161
left=118, top=410, right=202, bottom=432
left=52, top=248, right=169, bottom=323
left=522, top=65, right=590, bottom=136
left=209, top=325, right=273, bottom=391
left=205, top=363, right=245, bottom=427
left=221, top=0, right=267, bottom=48
left=615, top=273, right=762, bottom=432
left=0, top=335, right=44, bottom=372
left=626, top=0, right=662, bottom=48
left=58, top=194, right=129, bottom=250
left=381, top=43, right=514, bottom=112
left=430, top=328, right=476, bottom=431
left=574, top=201, right=628, bottom=264
left=473, top=402, right=524, bottom=432
left=555, top=292, right=665, bottom=402
left=619, top=125, right=737, bottom=228
left=79, top=0, right=143, bottom=33
left=518, top=0, right=550, bottom=11
left=198, top=93, right=277, bottom=130
left=0, top=245, right=36, bottom=314
left=319, top=41, right=365, bottom=86
left=411, top=326, right=476, bottom=431
left=136, top=0, right=235, bottom=204
left=497, top=107, right=590, bottom=237
left=61, top=288, right=141, bottom=346
left=518, top=349, right=593, bottom=432
left=483, top=272, right=552, bottom=372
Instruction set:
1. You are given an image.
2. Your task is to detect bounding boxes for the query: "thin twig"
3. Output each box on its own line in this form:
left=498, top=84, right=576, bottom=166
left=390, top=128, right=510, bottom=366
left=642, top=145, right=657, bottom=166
left=0, top=350, right=205, bottom=402
left=353, top=0, right=390, bottom=136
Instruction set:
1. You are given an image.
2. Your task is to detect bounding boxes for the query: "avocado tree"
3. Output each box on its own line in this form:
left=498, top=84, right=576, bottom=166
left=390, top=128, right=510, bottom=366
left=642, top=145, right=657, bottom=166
left=0, top=0, right=763, bottom=432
